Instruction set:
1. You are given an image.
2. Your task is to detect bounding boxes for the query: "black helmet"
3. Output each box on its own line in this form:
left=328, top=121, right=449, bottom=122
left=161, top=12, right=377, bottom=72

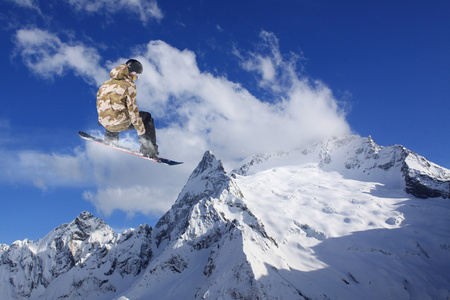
left=126, top=59, right=143, bottom=74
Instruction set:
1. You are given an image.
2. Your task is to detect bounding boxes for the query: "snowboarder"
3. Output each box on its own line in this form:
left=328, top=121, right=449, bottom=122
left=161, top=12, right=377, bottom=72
left=97, top=59, right=159, bottom=158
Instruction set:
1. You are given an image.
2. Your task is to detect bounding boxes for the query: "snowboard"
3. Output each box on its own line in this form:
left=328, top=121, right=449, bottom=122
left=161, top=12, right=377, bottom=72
left=78, top=131, right=183, bottom=166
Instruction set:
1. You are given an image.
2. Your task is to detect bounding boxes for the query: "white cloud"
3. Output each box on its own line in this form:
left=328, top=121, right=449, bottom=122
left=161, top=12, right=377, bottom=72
left=66, top=0, right=163, bottom=24
left=14, top=28, right=108, bottom=86
left=9, top=30, right=351, bottom=218
left=0, top=148, right=91, bottom=190
left=134, top=34, right=350, bottom=162
left=83, top=185, right=169, bottom=218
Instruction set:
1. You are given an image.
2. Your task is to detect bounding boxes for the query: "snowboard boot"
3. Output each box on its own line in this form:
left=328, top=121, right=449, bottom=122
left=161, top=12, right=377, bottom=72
left=104, top=130, right=119, bottom=145
left=140, top=143, right=159, bottom=158
left=138, top=134, right=159, bottom=158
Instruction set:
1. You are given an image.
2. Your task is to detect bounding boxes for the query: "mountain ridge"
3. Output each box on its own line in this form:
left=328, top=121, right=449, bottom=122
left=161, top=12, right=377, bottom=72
left=233, top=135, right=450, bottom=199
left=1, top=135, right=449, bottom=299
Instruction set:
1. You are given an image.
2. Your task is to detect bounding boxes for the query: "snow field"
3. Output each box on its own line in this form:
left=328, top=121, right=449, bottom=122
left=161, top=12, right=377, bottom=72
left=235, top=160, right=450, bottom=299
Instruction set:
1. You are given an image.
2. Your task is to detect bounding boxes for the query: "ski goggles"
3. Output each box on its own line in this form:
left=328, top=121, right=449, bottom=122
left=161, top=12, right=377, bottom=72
left=131, top=72, right=142, bottom=81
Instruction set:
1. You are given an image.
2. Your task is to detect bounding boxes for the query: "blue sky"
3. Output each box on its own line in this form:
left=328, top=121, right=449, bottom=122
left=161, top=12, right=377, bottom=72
left=0, top=0, right=449, bottom=245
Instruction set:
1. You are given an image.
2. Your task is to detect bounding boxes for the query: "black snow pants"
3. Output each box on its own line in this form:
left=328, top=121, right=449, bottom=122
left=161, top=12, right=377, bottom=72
left=104, top=111, right=157, bottom=145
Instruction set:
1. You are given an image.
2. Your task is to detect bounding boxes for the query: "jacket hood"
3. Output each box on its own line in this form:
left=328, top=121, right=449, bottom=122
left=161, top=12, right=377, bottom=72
left=109, top=64, right=131, bottom=80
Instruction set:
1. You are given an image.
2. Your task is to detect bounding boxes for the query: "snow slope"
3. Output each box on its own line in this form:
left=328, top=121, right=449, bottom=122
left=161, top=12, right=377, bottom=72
left=1, top=135, right=449, bottom=299
left=237, top=164, right=449, bottom=299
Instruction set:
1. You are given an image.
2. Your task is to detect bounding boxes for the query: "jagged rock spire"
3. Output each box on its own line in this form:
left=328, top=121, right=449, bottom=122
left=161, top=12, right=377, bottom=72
left=153, top=150, right=239, bottom=248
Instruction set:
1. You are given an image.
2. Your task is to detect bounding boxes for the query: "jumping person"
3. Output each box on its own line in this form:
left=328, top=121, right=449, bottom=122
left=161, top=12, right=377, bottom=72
left=96, top=59, right=158, bottom=158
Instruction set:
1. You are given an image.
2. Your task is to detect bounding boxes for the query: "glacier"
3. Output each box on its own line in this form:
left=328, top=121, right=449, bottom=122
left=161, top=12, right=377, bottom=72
left=1, top=135, right=449, bottom=299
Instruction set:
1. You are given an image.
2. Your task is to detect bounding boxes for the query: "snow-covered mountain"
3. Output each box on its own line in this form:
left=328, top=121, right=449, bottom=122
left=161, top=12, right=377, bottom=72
left=234, top=135, right=450, bottom=199
left=0, top=212, right=152, bottom=299
left=1, top=135, right=449, bottom=299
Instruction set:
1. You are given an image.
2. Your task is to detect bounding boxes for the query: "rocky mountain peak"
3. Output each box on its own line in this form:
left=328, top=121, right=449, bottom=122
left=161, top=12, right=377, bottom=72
left=153, top=151, right=237, bottom=249
left=189, top=150, right=225, bottom=180
left=76, top=210, right=94, bottom=220
left=178, top=151, right=229, bottom=202
left=72, top=211, right=109, bottom=239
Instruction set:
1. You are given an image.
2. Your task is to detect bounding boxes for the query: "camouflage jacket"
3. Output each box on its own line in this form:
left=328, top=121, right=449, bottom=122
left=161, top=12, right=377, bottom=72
left=97, top=64, right=145, bottom=135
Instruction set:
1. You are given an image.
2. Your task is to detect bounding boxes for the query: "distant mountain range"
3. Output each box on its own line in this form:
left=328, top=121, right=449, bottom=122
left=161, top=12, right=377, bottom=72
left=1, top=135, right=449, bottom=299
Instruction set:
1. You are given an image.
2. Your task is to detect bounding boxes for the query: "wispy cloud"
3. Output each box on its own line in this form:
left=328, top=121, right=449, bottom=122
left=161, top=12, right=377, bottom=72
left=0, top=148, right=91, bottom=190
left=234, top=31, right=306, bottom=93
left=13, top=28, right=108, bottom=85
left=6, top=29, right=351, bottom=218
left=65, top=0, right=163, bottom=24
